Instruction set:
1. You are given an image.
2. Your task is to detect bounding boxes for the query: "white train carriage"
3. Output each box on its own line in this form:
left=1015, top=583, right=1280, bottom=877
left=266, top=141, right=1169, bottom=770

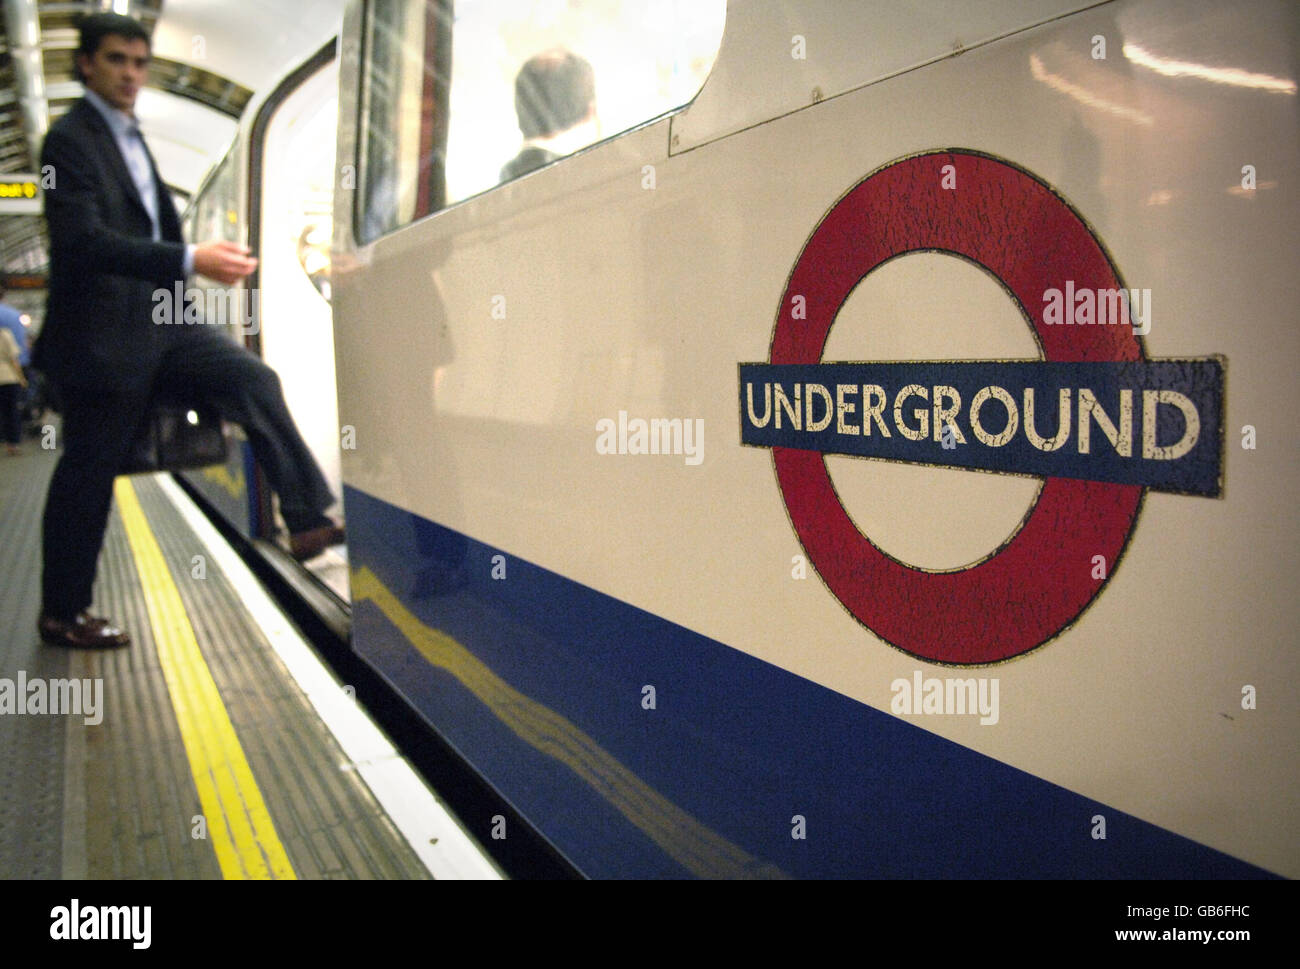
left=320, top=0, right=1297, bottom=877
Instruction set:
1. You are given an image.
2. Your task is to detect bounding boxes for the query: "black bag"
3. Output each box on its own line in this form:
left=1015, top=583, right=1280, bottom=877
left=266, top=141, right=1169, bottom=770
left=122, top=399, right=228, bottom=474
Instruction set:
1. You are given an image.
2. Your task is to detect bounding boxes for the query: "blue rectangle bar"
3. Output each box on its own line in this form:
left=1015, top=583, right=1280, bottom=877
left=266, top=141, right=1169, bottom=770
left=738, top=359, right=1223, bottom=496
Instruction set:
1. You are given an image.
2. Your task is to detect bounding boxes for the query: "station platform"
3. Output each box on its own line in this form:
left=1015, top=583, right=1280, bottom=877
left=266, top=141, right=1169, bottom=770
left=0, top=441, right=501, bottom=880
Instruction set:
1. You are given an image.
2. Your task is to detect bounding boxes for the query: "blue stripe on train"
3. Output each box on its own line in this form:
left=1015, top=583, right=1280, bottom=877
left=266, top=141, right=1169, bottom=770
left=345, top=485, right=1275, bottom=879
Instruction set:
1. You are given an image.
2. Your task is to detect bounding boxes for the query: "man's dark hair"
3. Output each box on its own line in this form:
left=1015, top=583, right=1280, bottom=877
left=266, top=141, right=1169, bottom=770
left=514, top=50, right=595, bottom=140
left=75, top=12, right=150, bottom=83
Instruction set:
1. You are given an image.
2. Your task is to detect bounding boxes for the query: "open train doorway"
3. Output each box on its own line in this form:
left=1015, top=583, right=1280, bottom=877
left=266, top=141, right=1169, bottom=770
left=252, top=53, right=347, bottom=600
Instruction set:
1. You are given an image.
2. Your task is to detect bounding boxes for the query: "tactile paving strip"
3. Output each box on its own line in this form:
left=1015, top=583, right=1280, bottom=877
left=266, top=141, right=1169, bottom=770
left=0, top=444, right=66, bottom=879
left=0, top=441, right=429, bottom=878
left=126, top=475, right=429, bottom=879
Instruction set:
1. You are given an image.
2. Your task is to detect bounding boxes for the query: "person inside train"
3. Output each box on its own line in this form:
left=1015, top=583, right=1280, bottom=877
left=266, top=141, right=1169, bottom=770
left=500, top=49, right=599, bottom=182
left=34, top=12, right=344, bottom=649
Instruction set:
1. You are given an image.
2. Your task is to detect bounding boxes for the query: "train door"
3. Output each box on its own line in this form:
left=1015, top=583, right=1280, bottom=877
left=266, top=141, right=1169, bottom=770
left=251, top=51, right=347, bottom=598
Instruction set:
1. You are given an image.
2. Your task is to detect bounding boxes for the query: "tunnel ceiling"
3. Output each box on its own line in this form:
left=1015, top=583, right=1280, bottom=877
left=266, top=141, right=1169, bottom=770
left=0, top=0, right=342, bottom=282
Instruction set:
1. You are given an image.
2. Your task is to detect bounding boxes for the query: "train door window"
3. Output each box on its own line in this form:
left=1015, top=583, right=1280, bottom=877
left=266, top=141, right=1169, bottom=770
left=355, top=0, right=725, bottom=243
left=185, top=148, right=239, bottom=247
left=180, top=149, right=243, bottom=345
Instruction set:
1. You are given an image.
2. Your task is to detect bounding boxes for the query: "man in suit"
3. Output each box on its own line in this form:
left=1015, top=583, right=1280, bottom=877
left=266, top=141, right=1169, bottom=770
left=500, top=50, right=598, bottom=183
left=36, top=12, right=341, bottom=649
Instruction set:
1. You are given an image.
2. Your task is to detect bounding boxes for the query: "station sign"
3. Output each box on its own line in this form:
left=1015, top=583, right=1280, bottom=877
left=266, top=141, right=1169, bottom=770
left=740, top=150, right=1225, bottom=665
left=0, top=174, right=42, bottom=213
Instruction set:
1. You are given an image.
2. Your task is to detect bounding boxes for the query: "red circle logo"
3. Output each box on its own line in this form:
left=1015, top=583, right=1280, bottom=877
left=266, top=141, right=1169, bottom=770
left=770, top=150, right=1143, bottom=664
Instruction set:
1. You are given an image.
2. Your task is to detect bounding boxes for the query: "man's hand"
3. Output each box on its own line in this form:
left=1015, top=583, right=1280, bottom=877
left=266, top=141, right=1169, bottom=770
left=193, top=241, right=258, bottom=284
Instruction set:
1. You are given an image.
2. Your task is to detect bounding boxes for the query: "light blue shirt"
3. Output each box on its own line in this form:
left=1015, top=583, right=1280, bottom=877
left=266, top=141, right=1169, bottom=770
left=83, top=88, right=194, bottom=275
left=0, top=303, right=26, bottom=367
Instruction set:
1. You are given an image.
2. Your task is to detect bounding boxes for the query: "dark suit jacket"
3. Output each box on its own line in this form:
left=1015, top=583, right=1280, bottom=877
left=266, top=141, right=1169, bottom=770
left=35, top=97, right=188, bottom=394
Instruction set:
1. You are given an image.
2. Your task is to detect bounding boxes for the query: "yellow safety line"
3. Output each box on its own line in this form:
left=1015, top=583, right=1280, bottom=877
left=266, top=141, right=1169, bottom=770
left=114, top=477, right=296, bottom=880
left=351, top=566, right=787, bottom=879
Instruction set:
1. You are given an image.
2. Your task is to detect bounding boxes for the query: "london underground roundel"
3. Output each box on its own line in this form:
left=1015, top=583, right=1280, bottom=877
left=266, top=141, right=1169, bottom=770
left=739, top=150, right=1224, bottom=665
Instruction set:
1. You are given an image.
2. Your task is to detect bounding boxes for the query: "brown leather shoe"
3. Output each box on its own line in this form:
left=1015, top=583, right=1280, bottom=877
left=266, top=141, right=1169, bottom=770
left=39, top=612, right=131, bottom=649
left=288, top=521, right=345, bottom=562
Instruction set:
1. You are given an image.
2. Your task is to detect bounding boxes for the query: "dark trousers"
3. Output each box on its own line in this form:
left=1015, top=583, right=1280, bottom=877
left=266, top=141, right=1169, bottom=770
left=0, top=382, right=20, bottom=444
left=41, top=331, right=334, bottom=620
